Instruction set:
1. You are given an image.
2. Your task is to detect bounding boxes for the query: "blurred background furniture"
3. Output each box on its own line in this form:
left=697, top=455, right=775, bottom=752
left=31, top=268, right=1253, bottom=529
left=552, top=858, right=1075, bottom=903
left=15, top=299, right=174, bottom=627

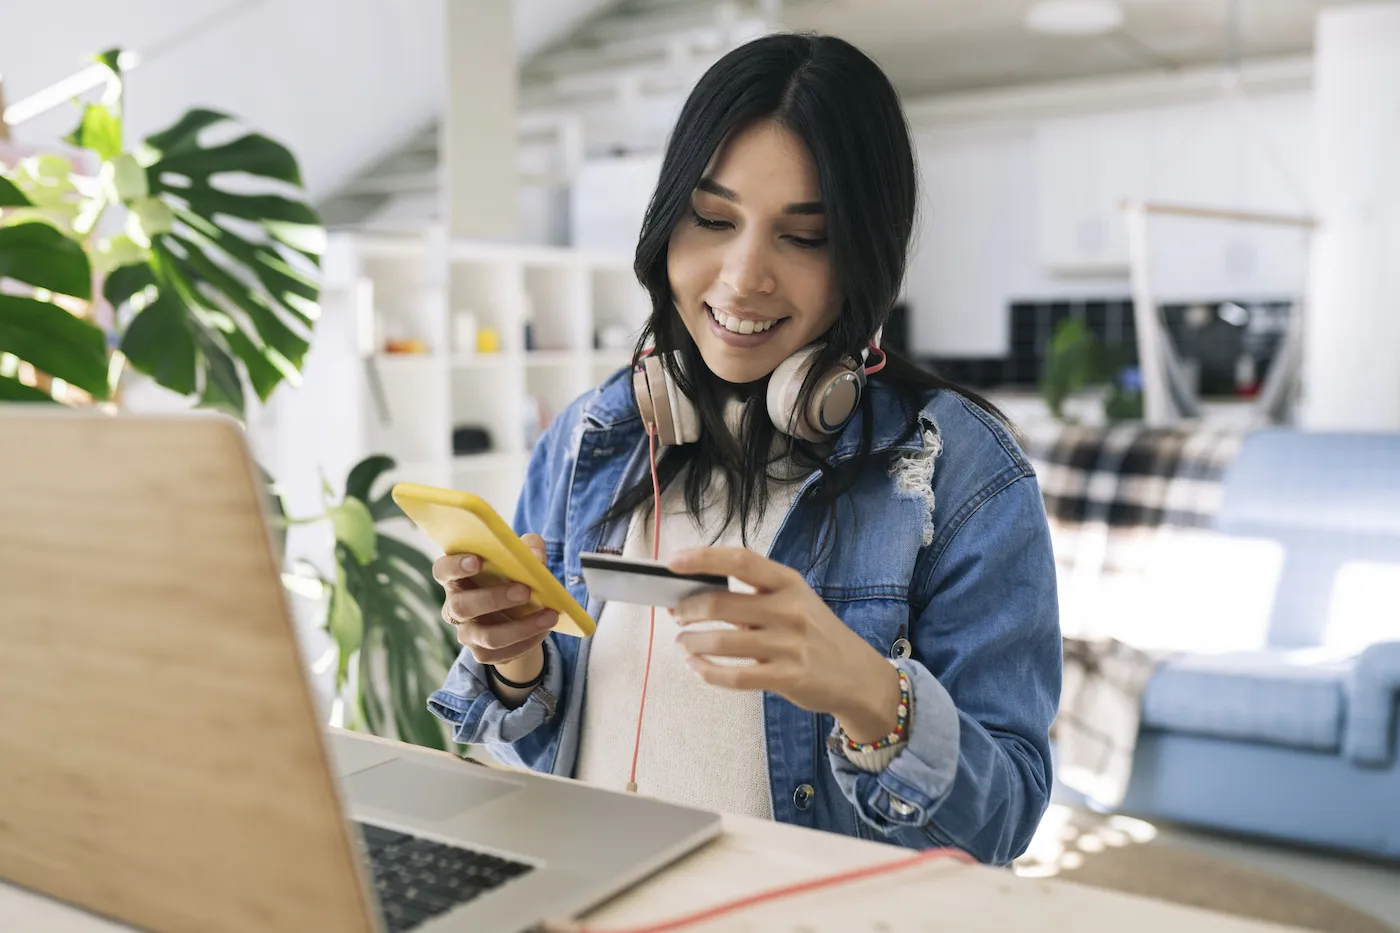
left=1028, top=425, right=1400, bottom=859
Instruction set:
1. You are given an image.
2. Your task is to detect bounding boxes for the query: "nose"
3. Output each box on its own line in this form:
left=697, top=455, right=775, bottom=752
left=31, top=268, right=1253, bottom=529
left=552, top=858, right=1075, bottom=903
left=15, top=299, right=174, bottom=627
left=719, top=231, right=776, bottom=297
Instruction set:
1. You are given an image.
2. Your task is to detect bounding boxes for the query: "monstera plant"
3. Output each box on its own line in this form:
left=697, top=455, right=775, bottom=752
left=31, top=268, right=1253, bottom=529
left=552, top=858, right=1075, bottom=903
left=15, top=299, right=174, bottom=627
left=0, top=49, right=457, bottom=749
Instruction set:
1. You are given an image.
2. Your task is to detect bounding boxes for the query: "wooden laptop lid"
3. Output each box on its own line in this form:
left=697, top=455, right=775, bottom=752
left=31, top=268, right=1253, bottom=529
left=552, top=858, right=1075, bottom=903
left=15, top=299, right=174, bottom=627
left=0, top=409, right=376, bottom=933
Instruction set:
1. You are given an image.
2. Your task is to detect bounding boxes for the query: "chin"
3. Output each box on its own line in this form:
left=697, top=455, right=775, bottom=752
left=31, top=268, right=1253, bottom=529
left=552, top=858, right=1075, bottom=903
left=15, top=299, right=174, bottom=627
left=695, top=339, right=783, bottom=386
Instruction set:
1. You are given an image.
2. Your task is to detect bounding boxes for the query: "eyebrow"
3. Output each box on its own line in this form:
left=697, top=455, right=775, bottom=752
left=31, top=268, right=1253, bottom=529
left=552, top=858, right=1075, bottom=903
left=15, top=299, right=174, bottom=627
left=695, top=176, right=825, bottom=216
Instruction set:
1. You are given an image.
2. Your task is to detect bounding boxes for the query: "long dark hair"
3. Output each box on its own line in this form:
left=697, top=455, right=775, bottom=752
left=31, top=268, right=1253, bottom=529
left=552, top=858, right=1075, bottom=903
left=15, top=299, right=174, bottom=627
left=603, top=32, right=1008, bottom=545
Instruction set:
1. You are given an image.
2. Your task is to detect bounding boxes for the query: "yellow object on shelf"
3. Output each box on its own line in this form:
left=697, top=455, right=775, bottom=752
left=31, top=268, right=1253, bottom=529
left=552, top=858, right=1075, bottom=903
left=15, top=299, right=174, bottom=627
left=476, top=328, right=500, bottom=354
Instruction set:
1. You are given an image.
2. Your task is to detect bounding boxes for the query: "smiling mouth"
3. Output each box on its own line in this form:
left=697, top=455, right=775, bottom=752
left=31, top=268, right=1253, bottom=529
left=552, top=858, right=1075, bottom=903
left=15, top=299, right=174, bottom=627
left=706, top=303, right=786, bottom=335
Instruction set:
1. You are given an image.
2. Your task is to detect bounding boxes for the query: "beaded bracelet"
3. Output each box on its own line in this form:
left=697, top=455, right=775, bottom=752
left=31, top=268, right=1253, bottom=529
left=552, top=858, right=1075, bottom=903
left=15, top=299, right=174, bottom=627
left=840, top=660, right=911, bottom=753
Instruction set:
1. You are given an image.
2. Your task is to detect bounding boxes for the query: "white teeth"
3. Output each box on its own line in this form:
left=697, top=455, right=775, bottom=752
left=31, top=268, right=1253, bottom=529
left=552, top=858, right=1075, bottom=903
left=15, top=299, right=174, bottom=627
left=709, top=305, right=777, bottom=335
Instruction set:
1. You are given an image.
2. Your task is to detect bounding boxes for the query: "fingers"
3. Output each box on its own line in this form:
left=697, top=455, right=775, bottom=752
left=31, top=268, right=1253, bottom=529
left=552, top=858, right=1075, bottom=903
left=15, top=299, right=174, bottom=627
left=684, top=655, right=782, bottom=692
left=434, top=533, right=548, bottom=588
left=522, top=533, right=547, bottom=563
left=461, top=630, right=552, bottom=667
left=667, top=547, right=799, bottom=593
left=456, top=608, right=558, bottom=664
left=433, top=553, right=482, bottom=588
left=672, top=591, right=789, bottom=629
left=444, top=581, right=534, bottom=623
left=675, top=626, right=789, bottom=663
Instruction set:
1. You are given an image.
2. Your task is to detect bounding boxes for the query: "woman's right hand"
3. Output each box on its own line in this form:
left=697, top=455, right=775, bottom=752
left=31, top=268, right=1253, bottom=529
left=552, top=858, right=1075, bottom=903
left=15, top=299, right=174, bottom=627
left=433, top=532, right=558, bottom=669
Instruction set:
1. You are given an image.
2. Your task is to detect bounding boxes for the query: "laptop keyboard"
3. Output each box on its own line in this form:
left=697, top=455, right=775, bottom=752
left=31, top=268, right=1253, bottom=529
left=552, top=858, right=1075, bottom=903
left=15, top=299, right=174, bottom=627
left=356, top=821, right=534, bottom=932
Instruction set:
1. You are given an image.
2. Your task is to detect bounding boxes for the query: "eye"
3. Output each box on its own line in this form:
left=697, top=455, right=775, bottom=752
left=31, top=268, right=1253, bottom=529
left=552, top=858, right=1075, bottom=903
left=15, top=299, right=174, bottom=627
left=690, top=210, right=732, bottom=231
left=785, top=234, right=828, bottom=250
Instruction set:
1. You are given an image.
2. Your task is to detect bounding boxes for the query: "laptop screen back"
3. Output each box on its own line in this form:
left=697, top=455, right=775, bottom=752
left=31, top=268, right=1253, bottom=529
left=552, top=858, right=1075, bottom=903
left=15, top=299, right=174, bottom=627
left=0, top=410, right=375, bottom=933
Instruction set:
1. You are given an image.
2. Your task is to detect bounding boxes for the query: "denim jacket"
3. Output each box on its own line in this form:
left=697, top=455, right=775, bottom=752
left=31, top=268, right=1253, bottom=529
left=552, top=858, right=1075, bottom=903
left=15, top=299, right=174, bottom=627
left=428, top=370, right=1062, bottom=865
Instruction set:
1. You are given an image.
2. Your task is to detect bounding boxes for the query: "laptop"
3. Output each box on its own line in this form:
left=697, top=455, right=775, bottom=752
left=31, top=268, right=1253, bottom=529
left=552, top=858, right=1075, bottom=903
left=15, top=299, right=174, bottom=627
left=0, top=408, right=721, bottom=933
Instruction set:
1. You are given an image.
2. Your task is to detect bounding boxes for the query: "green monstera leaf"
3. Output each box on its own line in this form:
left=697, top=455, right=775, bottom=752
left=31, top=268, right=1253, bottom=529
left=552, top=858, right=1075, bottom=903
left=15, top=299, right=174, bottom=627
left=0, top=296, right=109, bottom=399
left=0, top=177, right=30, bottom=208
left=0, top=222, right=91, bottom=299
left=332, top=455, right=458, bottom=750
left=124, top=104, right=324, bottom=406
left=53, top=49, right=324, bottom=411
left=0, top=47, right=323, bottom=412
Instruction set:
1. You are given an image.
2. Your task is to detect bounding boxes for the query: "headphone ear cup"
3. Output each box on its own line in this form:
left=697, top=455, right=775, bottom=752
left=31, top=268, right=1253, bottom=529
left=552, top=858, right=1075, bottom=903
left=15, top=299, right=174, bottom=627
left=767, top=345, right=821, bottom=440
left=766, top=344, right=864, bottom=442
left=633, top=365, right=658, bottom=433
left=643, top=356, right=679, bottom=445
left=663, top=364, right=701, bottom=444
left=804, top=361, right=865, bottom=438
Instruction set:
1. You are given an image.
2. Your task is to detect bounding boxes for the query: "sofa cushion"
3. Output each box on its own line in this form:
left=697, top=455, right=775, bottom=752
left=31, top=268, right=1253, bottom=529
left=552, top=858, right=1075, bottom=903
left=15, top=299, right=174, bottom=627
left=1141, top=650, right=1352, bottom=752
left=1216, top=430, right=1400, bottom=650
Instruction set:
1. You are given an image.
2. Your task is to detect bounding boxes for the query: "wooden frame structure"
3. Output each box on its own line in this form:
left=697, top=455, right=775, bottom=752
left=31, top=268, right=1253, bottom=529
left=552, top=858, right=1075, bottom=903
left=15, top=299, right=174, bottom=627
left=1122, top=199, right=1318, bottom=427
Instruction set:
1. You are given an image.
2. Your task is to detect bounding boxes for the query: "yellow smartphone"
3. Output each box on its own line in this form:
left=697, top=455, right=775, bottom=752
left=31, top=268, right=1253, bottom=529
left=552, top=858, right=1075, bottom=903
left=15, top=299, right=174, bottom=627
left=390, top=482, right=595, bottom=638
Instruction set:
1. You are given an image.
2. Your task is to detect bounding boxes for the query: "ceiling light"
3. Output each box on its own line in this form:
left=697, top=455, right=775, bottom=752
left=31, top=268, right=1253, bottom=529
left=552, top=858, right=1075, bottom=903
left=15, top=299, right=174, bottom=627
left=1024, top=0, right=1124, bottom=37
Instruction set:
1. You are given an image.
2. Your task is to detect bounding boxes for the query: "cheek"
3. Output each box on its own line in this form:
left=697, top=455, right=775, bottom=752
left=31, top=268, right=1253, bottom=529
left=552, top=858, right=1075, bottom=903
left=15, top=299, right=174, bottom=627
left=667, top=227, right=712, bottom=306
left=794, top=262, right=840, bottom=328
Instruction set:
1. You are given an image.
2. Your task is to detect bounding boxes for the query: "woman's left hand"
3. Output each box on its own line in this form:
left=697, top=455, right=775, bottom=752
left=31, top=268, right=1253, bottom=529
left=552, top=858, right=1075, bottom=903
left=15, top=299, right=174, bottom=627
left=669, top=547, right=903, bottom=745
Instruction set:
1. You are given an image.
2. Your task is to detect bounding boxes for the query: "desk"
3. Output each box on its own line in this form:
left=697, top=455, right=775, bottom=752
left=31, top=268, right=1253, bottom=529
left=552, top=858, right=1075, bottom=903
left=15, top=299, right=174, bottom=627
left=1, top=734, right=1305, bottom=933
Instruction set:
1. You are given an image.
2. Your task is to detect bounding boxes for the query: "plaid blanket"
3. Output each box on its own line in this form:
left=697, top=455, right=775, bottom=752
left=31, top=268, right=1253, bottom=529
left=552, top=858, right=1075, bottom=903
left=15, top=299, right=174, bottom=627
left=1020, top=423, right=1245, bottom=807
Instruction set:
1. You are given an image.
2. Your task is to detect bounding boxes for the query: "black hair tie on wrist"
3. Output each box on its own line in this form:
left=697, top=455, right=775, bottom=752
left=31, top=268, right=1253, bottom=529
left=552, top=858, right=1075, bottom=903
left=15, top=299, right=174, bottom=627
left=488, top=659, right=546, bottom=690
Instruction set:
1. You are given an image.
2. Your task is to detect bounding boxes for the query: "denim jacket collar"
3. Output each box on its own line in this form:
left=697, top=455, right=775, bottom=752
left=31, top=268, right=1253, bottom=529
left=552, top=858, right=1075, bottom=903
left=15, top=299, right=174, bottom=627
left=581, top=367, right=930, bottom=464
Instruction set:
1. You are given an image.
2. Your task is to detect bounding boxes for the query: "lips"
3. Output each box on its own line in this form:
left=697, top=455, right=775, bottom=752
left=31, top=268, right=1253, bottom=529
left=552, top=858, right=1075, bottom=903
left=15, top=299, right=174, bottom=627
left=701, top=303, right=788, bottom=350
left=706, top=303, right=785, bottom=335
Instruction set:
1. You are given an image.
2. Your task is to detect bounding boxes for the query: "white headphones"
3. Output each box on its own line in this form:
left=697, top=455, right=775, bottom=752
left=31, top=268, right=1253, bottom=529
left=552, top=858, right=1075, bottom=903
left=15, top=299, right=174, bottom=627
left=633, top=337, right=886, bottom=445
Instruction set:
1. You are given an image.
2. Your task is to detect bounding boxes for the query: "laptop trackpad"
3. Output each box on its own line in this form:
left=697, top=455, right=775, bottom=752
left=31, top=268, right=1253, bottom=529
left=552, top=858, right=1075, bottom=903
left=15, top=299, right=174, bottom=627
left=345, top=757, right=523, bottom=822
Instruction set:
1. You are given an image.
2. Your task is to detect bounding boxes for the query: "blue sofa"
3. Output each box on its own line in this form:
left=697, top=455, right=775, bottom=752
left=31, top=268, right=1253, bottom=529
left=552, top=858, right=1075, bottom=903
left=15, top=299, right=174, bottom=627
left=1113, top=429, right=1400, bottom=859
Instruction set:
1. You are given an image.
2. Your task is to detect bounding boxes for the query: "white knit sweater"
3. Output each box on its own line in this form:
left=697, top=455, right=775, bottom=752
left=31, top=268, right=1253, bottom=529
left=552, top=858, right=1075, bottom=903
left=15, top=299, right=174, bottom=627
left=574, top=462, right=803, bottom=819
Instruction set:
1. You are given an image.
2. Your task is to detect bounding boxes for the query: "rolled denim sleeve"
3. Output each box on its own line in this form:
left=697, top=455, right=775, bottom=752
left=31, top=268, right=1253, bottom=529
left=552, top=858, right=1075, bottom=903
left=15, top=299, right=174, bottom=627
left=427, top=637, right=565, bottom=747
left=424, top=400, right=581, bottom=771
left=827, top=473, right=1061, bottom=865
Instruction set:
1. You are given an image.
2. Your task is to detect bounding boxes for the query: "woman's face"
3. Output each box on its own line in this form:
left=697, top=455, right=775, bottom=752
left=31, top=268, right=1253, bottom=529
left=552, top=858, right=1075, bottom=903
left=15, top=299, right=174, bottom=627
left=667, top=119, right=839, bottom=386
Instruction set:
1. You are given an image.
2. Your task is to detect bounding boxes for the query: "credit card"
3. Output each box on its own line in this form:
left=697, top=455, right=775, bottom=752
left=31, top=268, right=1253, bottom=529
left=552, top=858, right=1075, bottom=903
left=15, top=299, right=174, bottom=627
left=579, top=552, right=750, bottom=608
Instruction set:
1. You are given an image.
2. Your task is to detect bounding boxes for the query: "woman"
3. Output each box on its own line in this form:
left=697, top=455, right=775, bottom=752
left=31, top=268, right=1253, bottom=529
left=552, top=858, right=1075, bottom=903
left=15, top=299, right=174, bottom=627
left=428, top=32, right=1061, bottom=866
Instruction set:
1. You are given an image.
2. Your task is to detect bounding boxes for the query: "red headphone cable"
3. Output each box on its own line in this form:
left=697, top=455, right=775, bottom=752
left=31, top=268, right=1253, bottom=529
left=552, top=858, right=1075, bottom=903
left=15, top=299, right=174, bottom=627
left=623, top=339, right=879, bottom=793
left=558, top=844, right=974, bottom=933
left=625, top=422, right=663, bottom=793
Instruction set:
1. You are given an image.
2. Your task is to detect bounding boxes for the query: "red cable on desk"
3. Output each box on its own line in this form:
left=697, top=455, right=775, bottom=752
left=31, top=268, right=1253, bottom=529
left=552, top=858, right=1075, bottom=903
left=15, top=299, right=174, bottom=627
left=566, top=844, right=974, bottom=933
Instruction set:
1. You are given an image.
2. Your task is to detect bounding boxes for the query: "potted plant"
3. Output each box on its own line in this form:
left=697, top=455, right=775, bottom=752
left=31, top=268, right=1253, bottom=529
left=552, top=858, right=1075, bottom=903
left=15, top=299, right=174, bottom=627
left=1040, top=317, right=1143, bottom=424
left=0, top=50, right=458, bottom=750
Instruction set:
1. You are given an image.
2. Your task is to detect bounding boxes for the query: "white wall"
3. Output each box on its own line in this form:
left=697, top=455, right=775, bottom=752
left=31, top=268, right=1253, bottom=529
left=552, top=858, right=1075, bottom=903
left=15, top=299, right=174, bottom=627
left=569, top=67, right=1314, bottom=359
left=570, top=153, right=662, bottom=254
left=903, top=88, right=1312, bottom=357
left=1300, top=4, right=1400, bottom=431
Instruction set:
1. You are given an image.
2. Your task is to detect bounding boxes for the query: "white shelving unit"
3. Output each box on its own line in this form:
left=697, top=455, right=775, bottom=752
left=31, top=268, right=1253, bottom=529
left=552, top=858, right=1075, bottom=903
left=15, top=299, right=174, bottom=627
left=323, top=230, right=650, bottom=529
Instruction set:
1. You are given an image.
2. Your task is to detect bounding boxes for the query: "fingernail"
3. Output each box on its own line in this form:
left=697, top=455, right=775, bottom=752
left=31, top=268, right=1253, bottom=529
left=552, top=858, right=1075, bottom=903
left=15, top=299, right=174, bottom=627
left=669, top=549, right=697, bottom=569
left=461, top=556, right=479, bottom=572
left=540, top=611, right=558, bottom=628
left=507, top=584, right=529, bottom=602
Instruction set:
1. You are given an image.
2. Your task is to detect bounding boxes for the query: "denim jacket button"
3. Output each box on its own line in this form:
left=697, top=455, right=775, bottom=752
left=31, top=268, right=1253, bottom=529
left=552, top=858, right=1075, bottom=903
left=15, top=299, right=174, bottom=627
left=890, top=796, right=918, bottom=817
left=890, top=637, right=912, bottom=660
left=792, top=783, right=815, bottom=811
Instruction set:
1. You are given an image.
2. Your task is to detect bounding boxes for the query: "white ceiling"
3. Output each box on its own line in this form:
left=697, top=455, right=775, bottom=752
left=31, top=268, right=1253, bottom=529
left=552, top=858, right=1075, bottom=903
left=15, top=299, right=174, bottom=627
left=780, top=0, right=1361, bottom=96
left=0, top=0, right=617, bottom=200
